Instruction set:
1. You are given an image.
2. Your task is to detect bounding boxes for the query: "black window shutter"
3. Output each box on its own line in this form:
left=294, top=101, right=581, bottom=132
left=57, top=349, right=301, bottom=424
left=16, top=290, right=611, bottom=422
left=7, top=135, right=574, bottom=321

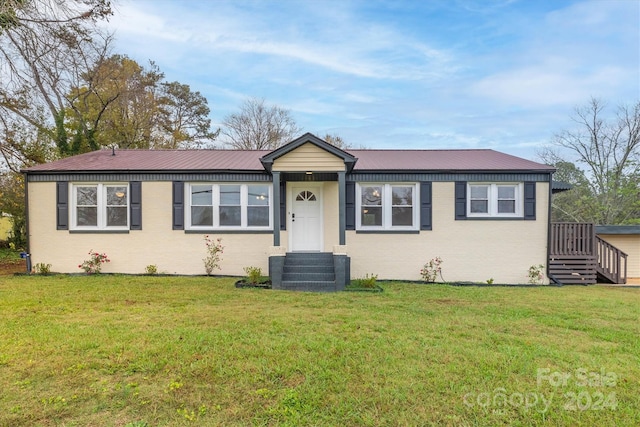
left=420, top=182, right=432, bottom=230
left=56, top=181, right=69, bottom=230
left=455, top=181, right=467, bottom=220
left=345, top=181, right=356, bottom=230
left=524, top=181, right=536, bottom=220
left=279, top=180, right=286, bottom=230
left=130, top=181, right=142, bottom=230
left=172, top=181, right=184, bottom=230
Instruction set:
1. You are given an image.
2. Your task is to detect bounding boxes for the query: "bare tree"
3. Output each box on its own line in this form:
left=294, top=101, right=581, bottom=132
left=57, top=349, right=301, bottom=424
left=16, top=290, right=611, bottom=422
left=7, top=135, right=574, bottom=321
left=323, top=133, right=350, bottom=150
left=1, top=0, right=111, bottom=30
left=0, top=0, right=114, bottom=168
left=0, top=0, right=113, bottom=247
left=322, top=133, right=369, bottom=150
left=220, top=98, right=301, bottom=150
left=549, top=98, right=640, bottom=224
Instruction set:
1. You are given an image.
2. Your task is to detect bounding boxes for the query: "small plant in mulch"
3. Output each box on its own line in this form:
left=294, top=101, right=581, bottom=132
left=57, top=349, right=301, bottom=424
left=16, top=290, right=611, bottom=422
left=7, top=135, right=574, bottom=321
left=528, top=264, right=544, bottom=284
left=203, top=236, right=224, bottom=275
left=345, top=273, right=383, bottom=292
left=420, top=256, right=443, bottom=283
left=235, top=266, right=271, bottom=289
left=79, top=250, right=110, bottom=274
left=144, top=264, right=158, bottom=275
left=32, top=262, right=52, bottom=275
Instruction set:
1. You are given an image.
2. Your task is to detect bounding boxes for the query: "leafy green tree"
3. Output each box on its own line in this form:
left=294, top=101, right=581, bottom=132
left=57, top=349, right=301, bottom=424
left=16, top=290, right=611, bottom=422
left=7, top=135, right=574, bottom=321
left=66, top=56, right=218, bottom=150
left=159, top=81, right=220, bottom=148
left=65, top=55, right=163, bottom=151
left=0, top=172, right=26, bottom=248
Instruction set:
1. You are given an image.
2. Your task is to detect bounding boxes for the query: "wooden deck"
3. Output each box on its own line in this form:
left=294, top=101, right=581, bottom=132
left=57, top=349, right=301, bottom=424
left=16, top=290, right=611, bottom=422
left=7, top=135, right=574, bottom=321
left=549, top=223, right=628, bottom=285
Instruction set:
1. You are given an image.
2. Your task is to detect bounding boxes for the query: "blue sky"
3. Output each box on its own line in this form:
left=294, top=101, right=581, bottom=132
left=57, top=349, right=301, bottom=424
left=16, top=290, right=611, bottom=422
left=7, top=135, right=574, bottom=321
left=103, top=0, right=639, bottom=160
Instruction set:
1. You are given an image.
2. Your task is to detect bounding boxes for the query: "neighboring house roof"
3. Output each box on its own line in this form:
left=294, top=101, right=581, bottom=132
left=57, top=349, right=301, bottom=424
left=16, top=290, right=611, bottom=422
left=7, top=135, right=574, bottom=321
left=595, top=225, right=640, bottom=235
left=552, top=181, right=572, bottom=194
left=23, top=147, right=554, bottom=174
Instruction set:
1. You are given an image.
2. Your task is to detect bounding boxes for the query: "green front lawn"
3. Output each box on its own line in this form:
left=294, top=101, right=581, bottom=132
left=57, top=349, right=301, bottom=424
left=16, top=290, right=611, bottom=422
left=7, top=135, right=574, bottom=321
left=0, top=276, right=638, bottom=426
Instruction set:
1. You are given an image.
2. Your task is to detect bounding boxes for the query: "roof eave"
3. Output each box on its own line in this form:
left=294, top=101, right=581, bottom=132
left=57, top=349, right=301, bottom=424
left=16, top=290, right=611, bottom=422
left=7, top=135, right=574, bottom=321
left=350, top=168, right=556, bottom=174
left=23, top=168, right=270, bottom=175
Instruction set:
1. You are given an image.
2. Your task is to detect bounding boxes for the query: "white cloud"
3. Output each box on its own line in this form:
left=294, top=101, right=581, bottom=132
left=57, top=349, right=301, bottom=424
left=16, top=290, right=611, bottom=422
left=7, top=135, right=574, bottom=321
left=105, top=1, right=456, bottom=82
left=471, top=64, right=624, bottom=107
left=99, top=0, right=637, bottom=158
left=469, top=0, right=639, bottom=107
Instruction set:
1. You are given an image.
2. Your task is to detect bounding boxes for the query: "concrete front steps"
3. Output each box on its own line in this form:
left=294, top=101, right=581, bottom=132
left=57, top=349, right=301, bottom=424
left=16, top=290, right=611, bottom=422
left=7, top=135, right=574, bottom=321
left=280, top=252, right=337, bottom=292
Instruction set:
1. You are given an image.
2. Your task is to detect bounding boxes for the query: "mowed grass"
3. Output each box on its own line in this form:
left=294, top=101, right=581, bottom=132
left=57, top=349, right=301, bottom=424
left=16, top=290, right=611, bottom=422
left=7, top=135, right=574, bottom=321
left=0, top=276, right=638, bottom=426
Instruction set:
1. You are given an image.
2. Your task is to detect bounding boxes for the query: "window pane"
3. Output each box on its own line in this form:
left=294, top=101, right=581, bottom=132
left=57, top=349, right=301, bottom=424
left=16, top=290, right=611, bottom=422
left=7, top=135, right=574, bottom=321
left=191, top=185, right=212, bottom=205
left=77, top=187, right=97, bottom=205
left=107, top=206, right=127, bottom=226
left=296, top=191, right=316, bottom=201
left=191, top=206, right=213, bottom=226
left=219, top=206, right=241, bottom=226
left=248, top=206, right=269, bottom=226
left=498, top=186, right=515, bottom=199
left=77, top=207, right=97, bottom=226
left=220, top=185, right=240, bottom=205
left=361, top=186, right=382, bottom=206
left=361, top=207, right=382, bottom=226
left=470, top=200, right=488, bottom=213
left=470, top=186, right=488, bottom=199
left=392, top=186, right=413, bottom=206
left=392, top=207, right=413, bottom=226
left=107, top=186, right=128, bottom=206
left=498, top=200, right=516, bottom=213
left=248, top=185, right=269, bottom=206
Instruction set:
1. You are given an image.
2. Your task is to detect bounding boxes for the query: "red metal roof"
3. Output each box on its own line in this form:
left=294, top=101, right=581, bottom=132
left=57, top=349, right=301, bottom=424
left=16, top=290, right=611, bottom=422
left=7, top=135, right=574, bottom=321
left=23, top=148, right=554, bottom=173
left=348, top=149, right=551, bottom=171
left=24, top=149, right=270, bottom=172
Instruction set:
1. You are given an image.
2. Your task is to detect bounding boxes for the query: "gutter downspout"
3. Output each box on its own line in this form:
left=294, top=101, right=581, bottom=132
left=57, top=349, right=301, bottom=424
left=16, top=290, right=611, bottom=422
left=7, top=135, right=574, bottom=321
left=23, top=172, right=31, bottom=273
left=546, top=172, right=562, bottom=285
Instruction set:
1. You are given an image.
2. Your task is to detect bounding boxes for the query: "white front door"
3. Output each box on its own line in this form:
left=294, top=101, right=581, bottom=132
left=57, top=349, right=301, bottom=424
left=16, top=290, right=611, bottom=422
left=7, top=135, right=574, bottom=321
left=290, top=185, right=323, bottom=251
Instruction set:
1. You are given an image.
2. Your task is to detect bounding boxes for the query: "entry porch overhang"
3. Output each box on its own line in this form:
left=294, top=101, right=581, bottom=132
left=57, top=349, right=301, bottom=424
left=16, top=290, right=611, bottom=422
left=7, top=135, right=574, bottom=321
left=260, top=134, right=357, bottom=248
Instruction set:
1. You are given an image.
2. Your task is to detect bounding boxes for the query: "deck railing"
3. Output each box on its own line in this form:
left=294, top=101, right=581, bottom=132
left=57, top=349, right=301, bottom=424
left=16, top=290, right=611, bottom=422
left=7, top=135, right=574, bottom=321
left=596, top=235, right=628, bottom=284
left=550, top=222, right=594, bottom=256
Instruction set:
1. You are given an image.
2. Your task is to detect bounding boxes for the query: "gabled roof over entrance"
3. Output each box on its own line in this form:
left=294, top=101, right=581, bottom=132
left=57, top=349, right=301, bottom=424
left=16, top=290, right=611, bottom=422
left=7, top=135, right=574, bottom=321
left=260, top=133, right=357, bottom=173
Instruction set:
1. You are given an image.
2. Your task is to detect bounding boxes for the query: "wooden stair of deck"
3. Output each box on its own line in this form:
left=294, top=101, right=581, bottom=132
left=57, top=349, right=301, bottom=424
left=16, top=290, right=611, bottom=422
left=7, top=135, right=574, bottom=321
left=549, top=223, right=628, bottom=285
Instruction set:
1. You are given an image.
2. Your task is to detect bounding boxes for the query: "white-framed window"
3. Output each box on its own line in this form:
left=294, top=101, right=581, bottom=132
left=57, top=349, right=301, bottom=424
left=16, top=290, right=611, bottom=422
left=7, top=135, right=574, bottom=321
left=356, top=183, right=418, bottom=230
left=186, top=183, right=271, bottom=229
left=71, top=183, right=129, bottom=230
left=467, top=183, right=523, bottom=217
